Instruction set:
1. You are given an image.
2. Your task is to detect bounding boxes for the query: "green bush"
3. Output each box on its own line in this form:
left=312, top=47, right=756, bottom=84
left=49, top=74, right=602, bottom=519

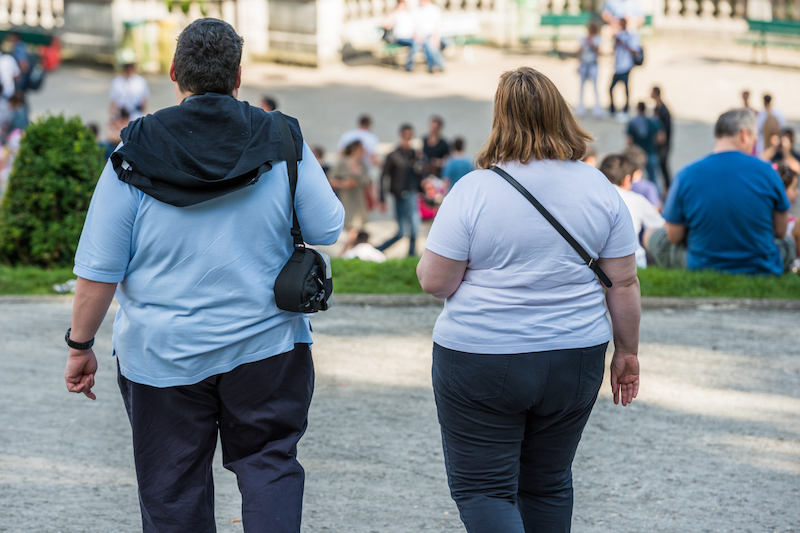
left=0, top=115, right=105, bottom=267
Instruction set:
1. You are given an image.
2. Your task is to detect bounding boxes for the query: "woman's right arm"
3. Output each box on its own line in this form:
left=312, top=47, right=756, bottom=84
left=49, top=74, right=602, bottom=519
left=596, top=254, right=640, bottom=407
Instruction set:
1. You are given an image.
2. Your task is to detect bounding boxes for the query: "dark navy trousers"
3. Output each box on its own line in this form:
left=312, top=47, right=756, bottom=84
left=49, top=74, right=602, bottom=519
left=432, top=342, right=607, bottom=533
left=117, top=344, right=314, bottom=533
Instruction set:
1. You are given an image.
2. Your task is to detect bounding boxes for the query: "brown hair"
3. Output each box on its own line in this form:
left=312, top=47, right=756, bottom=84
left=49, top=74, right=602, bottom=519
left=476, top=67, right=592, bottom=169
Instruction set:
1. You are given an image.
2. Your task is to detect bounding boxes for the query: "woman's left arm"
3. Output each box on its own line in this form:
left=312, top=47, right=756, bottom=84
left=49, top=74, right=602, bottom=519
left=417, top=250, right=467, bottom=299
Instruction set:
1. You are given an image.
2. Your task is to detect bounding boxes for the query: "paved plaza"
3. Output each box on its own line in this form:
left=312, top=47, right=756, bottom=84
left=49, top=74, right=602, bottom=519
left=1, top=37, right=799, bottom=532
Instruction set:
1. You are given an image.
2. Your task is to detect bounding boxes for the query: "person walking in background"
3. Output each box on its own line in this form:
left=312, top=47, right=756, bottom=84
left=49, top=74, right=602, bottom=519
left=626, top=101, right=664, bottom=190
left=5, top=33, right=30, bottom=92
left=108, top=60, right=149, bottom=121
left=338, top=114, right=380, bottom=208
left=329, top=139, right=372, bottom=251
left=609, top=18, right=640, bottom=122
left=577, top=21, right=602, bottom=118
left=651, top=86, right=672, bottom=190
left=422, top=115, right=449, bottom=177
left=0, top=49, right=20, bottom=102
left=441, top=137, right=473, bottom=188
left=64, top=18, right=344, bottom=532
left=377, top=123, right=421, bottom=257
left=649, top=108, right=794, bottom=274
left=741, top=90, right=752, bottom=110
left=417, top=66, right=640, bottom=533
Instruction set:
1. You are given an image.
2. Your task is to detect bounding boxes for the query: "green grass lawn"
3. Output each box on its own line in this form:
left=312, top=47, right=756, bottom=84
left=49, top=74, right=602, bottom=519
left=2, top=261, right=799, bottom=299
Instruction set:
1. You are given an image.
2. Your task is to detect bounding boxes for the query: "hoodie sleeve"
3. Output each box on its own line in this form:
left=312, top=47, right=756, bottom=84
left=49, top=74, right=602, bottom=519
left=294, top=142, right=345, bottom=245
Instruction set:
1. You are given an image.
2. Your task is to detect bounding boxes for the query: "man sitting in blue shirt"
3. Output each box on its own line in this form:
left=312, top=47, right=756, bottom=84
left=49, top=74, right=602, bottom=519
left=649, top=108, right=794, bottom=275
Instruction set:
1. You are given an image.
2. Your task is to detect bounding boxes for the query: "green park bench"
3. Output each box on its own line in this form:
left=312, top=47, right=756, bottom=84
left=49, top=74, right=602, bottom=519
left=737, top=19, right=800, bottom=63
left=0, top=29, right=55, bottom=46
left=526, top=12, right=652, bottom=57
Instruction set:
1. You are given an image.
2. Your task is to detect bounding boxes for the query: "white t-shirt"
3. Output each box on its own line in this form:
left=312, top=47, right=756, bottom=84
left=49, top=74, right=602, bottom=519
left=392, top=10, right=415, bottom=40
left=614, top=185, right=665, bottom=267
left=425, top=160, right=638, bottom=354
left=614, top=30, right=640, bottom=74
left=109, top=73, right=150, bottom=120
left=414, top=4, right=442, bottom=38
left=756, top=107, right=787, bottom=155
left=0, top=54, right=20, bottom=99
left=342, top=243, right=387, bottom=263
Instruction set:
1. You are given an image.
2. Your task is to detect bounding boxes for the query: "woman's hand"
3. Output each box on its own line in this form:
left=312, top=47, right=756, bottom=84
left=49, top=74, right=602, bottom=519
left=610, top=351, right=639, bottom=406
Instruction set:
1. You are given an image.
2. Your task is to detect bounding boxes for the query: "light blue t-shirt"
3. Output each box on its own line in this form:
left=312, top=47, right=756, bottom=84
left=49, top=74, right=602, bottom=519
left=441, top=155, right=473, bottom=186
left=74, top=142, right=344, bottom=387
left=662, top=151, right=789, bottom=275
left=425, top=160, right=638, bottom=355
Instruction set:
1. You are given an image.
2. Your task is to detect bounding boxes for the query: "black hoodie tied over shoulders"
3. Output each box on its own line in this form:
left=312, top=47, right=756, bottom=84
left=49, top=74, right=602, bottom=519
left=110, top=92, right=303, bottom=208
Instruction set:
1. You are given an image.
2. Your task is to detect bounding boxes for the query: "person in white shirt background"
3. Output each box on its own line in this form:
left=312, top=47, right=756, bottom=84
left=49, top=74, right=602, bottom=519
left=108, top=60, right=150, bottom=122
left=599, top=153, right=665, bottom=268
left=756, top=94, right=786, bottom=156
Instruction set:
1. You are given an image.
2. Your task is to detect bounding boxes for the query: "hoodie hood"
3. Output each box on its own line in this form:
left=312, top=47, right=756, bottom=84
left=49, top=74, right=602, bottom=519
left=111, top=92, right=303, bottom=207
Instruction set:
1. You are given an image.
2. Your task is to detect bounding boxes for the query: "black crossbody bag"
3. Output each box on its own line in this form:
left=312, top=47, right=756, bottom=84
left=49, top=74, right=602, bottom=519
left=272, top=111, right=333, bottom=313
left=490, top=167, right=613, bottom=288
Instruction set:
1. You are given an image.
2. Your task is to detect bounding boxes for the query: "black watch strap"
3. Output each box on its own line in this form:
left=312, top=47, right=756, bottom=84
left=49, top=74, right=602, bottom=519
left=65, top=328, right=95, bottom=350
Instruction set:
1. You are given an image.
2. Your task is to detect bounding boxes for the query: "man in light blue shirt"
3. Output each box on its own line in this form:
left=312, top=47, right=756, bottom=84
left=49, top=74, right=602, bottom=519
left=64, top=18, right=344, bottom=533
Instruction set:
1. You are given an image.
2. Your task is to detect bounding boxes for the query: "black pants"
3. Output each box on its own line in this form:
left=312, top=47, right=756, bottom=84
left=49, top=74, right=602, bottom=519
left=657, top=143, right=671, bottom=190
left=609, top=71, right=630, bottom=114
left=118, top=344, right=314, bottom=533
left=432, top=342, right=607, bottom=533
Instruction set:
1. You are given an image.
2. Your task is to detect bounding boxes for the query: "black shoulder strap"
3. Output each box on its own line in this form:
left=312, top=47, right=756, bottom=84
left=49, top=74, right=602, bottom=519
left=490, top=166, right=613, bottom=288
left=271, top=111, right=304, bottom=248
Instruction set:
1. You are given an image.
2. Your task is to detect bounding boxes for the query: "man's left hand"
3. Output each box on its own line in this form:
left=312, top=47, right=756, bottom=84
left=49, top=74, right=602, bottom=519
left=65, top=349, right=98, bottom=400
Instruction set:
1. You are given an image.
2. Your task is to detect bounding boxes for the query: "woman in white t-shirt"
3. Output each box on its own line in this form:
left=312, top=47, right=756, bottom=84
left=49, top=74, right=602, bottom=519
left=416, top=67, right=641, bottom=533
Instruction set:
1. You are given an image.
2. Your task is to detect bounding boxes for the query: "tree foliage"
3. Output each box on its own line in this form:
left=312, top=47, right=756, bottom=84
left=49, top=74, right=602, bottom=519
left=0, top=115, right=105, bottom=267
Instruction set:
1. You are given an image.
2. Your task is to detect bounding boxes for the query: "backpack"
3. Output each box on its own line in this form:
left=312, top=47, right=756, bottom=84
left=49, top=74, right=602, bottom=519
left=633, top=46, right=644, bottom=66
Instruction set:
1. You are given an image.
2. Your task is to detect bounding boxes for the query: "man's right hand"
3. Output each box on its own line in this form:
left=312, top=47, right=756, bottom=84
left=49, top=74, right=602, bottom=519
left=610, top=351, right=639, bottom=406
left=65, top=348, right=98, bottom=400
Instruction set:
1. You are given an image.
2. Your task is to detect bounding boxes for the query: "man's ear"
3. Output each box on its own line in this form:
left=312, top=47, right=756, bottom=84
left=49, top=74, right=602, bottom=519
left=169, top=60, right=177, bottom=82
left=235, top=66, right=241, bottom=89
left=622, top=174, right=633, bottom=189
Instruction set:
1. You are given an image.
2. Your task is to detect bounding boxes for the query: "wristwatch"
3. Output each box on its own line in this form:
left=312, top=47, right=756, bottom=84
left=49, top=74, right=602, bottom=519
left=65, top=328, right=95, bottom=350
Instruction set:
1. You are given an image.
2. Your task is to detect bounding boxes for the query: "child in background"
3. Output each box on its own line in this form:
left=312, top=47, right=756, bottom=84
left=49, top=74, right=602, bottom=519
left=577, top=22, right=602, bottom=118
left=342, top=231, right=387, bottom=263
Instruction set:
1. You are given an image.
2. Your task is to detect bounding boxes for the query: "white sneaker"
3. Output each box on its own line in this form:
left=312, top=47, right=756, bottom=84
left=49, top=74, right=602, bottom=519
left=614, top=111, right=629, bottom=123
left=575, top=105, right=586, bottom=117
left=592, top=106, right=604, bottom=119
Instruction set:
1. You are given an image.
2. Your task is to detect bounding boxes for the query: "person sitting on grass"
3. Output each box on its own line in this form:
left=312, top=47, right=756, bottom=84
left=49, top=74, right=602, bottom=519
left=599, top=153, right=665, bottom=268
left=648, top=108, right=794, bottom=275
left=625, top=144, right=661, bottom=209
left=776, top=161, right=800, bottom=272
left=341, top=231, right=387, bottom=263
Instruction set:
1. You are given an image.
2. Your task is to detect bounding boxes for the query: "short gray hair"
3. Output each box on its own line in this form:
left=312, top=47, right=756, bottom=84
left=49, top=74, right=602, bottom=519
left=714, top=108, right=757, bottom=139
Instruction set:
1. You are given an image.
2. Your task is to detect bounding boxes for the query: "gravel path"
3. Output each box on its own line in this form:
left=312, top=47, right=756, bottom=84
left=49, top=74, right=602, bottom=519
left=1, top=299, right=798, bottom=532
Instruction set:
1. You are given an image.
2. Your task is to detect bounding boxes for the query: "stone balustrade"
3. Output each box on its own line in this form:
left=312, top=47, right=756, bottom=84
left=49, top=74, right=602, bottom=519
left=0, top=0, right=64, bottom=29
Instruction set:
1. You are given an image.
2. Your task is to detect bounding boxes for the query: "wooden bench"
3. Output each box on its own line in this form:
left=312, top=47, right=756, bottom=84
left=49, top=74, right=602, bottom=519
left=737, top=19, right=800, bottom=63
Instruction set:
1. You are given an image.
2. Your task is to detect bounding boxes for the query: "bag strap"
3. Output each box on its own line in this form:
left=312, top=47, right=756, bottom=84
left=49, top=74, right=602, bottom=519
left=490, top=167, right=613, bottom=288
left=271, top=111, right=304, bottom=248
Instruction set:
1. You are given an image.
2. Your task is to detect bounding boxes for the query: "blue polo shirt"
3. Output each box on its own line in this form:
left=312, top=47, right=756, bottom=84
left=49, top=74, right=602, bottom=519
left=662, top=151, right=789, bottom=274
left=74, top=142, right=344, bottom=387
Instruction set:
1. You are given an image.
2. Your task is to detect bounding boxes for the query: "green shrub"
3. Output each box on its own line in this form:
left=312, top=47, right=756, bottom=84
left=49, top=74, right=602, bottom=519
left=0, top=115, right=105, bottom=267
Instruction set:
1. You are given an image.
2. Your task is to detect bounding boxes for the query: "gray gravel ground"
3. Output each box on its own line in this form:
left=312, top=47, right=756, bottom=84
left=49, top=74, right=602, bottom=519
left=1, top=299, right=798, bottom=532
